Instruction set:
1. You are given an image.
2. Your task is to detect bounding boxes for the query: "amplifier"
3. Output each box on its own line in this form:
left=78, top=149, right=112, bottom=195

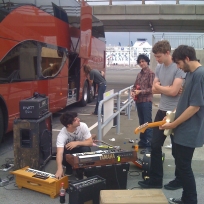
left=69, top=176, right=106, bottom=204
left=13, top=112, right=52, bottom=170
left=84, top=163, right=129, bottom=190
left=20, top=95, right=49, bottom=119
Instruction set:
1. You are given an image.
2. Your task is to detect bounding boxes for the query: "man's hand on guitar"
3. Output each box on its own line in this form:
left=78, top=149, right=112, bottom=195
left=160, top=121, right=177, bottom=130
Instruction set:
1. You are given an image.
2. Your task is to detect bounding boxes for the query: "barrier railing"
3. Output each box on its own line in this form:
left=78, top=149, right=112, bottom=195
left=97, top=85, right=134, bottom=141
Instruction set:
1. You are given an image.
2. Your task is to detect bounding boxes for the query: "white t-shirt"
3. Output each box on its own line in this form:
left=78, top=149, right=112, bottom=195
left=56, top=122, right=91, bottom=148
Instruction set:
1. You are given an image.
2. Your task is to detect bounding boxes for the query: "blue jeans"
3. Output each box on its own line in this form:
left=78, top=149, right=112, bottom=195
left=174, top=143, right=197, bottom=204
left=136, top=101, right=153, bottom=147
left=94, top=83, right=106, bottom=115
left=150, top=110, right=181, bottom=184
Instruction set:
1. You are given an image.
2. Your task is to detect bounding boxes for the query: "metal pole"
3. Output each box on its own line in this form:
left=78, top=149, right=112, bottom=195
left=109, top=0, right=112, bottom=5
left=116, top=94, right=121, bottom=134
left=129, top=32, right=130, bottom=67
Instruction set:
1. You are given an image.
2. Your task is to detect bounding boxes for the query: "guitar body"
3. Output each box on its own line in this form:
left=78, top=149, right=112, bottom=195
left=163, top=111, right=175, bottom=136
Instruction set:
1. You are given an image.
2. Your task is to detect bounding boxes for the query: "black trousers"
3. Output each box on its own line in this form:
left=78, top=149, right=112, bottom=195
left=150, top=110, right=180, bottom=184
left=175, top=143, right=197, bottom=204
left=63, top=146, right=91, bottom=170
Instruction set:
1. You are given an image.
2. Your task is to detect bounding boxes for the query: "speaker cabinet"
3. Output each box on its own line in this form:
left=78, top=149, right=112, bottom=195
left=13, top=112, right=52, bottom=170
left=84, top=163, right=129, bottom=190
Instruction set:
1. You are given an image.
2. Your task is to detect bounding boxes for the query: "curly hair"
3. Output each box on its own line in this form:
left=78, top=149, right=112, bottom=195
left=60, top=111, right=78, bottom=127
left=152, top=40, right=171, bottom=54
left=137, top=54, right=150, bottom=65
left=172, top=45, right=197, bottom=63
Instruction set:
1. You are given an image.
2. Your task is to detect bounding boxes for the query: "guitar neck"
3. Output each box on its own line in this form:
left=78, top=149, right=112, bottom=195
left=147, top=121, right=166, bottom=128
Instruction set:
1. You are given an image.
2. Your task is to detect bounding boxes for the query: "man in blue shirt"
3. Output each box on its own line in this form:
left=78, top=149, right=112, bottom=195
left=161, top=45, right=204, bottom=204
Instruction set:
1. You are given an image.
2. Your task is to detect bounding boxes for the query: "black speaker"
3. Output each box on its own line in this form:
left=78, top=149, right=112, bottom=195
left=13, top=112, right=52, bottom=170
left=69, top=175, right=106, bottom=204
left=84, top=163, right=129, bottom=190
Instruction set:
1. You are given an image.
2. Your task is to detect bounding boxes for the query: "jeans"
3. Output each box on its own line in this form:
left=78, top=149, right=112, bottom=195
left=150, top=110, right=181, bottom=184
left=136, top=101, right=153, bottom=147
left=94, top=83, right=106, bottom=115
left=174, top=143, right=197, bottom=204
left=63, top=146, right=91, bottom=170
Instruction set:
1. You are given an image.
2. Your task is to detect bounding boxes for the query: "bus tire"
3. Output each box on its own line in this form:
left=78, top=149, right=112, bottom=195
left=79, top=81, right=88, bottom=107
left=88, top=84, right=95, bottom=103
left=0, top=108, right=4, bottom=143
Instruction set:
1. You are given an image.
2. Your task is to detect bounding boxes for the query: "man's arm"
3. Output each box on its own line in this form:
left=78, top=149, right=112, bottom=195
left=55, top=147, right=64, bottom=179
left=152, top=77, right=161, bottom=94
left=154, top=78, right=183, bottom=96
left=65, top=137, right=93, bottom=150
left=161, top=106, right=200, bottom=130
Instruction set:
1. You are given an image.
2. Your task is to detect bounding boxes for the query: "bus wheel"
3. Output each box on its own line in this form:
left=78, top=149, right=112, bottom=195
left=79, top=81, right=88, bottom=107
left=0, top=108, right=4, bottom=143
left=88, top=84, right=95, bottom=103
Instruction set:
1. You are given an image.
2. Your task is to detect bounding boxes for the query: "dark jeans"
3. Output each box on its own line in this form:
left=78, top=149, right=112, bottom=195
left=63, top=146, right=91, bottom=170
left=94, top=83, right=106, bottom=115
left=136, top=101, right=153, bottom=147
left=150, top=110, right=180, bottom=184
left=175, top=143, right=197, bottom=204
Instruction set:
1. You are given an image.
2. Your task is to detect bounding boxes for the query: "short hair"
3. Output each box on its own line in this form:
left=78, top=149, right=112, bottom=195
left=83, top=65, right=92, bottom=75
left=152, top=40, right=171, bottom=54
left=60, top=111, right=78, bottom=127
left=137, top=54, right=150, bottom=65
left=172, top=45, right=197, bottom=63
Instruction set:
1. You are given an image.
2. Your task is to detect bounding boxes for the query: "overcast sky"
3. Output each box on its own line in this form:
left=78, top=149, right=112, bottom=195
left=89, top=0, right=204, bottom=46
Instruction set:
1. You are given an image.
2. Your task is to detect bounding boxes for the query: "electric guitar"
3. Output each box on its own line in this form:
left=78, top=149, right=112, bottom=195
left=134, top=111, right=176, bottom=136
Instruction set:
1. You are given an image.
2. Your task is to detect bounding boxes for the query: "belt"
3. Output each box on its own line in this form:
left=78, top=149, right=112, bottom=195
left=159, top=109, right=167, bottom=113
left=99, top=82, right=106, bottom=85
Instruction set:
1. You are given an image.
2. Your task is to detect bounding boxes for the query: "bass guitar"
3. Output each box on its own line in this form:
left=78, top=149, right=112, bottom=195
left=134, top=111, right=175, bottom=136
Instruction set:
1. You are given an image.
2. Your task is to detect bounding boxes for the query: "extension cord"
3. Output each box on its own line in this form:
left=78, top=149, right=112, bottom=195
left=0, top=164, right=14, bottom=172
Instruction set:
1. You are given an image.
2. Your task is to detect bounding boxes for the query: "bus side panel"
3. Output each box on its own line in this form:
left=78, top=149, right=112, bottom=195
left=0, top=5, right=70, bottom=60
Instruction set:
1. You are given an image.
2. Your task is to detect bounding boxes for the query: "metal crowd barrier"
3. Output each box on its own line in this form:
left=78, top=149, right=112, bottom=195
left=97, top=85, right=134, bottom=140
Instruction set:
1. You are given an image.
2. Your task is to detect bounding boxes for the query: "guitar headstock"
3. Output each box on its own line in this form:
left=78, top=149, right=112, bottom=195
left=134, top=122, right=149, bottom=134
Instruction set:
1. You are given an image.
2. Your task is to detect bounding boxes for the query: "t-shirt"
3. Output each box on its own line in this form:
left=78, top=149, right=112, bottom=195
left=155, top=63, right=186, bottom=111
left=56, top=122, right=91, bottom=147
left=89, top=69, right=106, bottom=84
left=173, top=66, right=204, bottom=148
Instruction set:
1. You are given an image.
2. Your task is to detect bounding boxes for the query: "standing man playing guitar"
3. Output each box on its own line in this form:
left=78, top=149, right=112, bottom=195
left=162, top=45, right=204, bottom=204
left=138, top=40, right=186, bottom=190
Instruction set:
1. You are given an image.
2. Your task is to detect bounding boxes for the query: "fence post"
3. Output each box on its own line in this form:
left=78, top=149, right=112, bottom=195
left=116, top=93, right=121, bottom=134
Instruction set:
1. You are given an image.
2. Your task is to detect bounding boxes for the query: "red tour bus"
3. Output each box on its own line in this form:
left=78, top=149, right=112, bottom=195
left=0, top=0, right=106, bottom=142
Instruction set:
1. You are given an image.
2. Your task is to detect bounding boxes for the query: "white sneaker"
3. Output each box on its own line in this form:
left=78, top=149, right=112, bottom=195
left=165, top=144, right=172, bottom=149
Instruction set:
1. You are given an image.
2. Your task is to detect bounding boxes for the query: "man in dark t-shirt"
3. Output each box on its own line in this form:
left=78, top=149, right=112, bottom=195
left=84, top=65, right=106, bottom=115
left=162, top=45, right=204, bottom=204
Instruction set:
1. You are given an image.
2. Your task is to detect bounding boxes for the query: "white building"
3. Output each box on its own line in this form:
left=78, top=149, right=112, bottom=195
left=106, top=39, right=152, bottom=66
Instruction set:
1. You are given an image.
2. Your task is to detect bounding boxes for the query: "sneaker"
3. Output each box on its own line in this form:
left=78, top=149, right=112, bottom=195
left=138, top=179, right=162, bottom=189
left=169, top=198, right=184, bottom=204
left=165, top=144, right=172, bottom=149
left=164, top=179, right=182, bottom=190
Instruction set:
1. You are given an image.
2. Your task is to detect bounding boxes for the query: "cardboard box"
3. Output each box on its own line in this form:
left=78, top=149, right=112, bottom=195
left=100, top=189, right=168, bottom=204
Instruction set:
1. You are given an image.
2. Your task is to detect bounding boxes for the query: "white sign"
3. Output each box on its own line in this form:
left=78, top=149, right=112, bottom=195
left=103, top=89, right=114, bottom=137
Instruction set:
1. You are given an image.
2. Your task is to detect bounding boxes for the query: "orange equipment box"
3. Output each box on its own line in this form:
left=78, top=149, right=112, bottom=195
left=10, top=166, right=68, bottom=198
